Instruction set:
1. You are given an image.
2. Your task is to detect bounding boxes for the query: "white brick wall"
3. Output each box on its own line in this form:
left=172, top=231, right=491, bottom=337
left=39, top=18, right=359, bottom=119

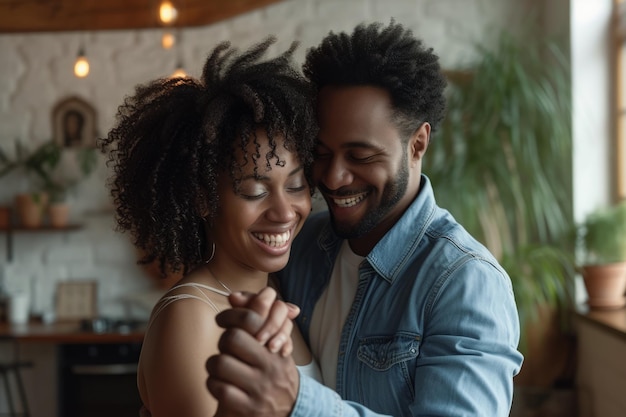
left=0, top=1, right=547, bottom=415
left=0, top=0, right=524, bottom=321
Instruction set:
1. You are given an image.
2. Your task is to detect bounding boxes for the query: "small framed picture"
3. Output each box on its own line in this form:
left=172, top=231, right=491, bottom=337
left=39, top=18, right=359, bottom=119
left=55, top=281, right=98, bottom=321
left=52, top=96, right=97, bottom=148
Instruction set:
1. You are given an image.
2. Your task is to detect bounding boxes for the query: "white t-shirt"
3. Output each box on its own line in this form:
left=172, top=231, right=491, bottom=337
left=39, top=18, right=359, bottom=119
left=308, top=240, right=363, bottom=389
left=297, top=359, right=323, bottom=383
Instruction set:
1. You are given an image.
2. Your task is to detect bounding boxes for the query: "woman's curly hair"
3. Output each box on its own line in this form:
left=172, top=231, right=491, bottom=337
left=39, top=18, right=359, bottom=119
left=98, top=37, right=318, bottom=277
left=303, top=20, right=447, bottom=140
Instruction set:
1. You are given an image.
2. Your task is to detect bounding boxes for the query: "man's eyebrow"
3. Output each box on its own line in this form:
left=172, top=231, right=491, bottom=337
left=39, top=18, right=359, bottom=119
left=318, top=140, right=384, bottom=151
left=342, top=141, right=382, bottom=150
left=240, top=165, right=304, bottom=181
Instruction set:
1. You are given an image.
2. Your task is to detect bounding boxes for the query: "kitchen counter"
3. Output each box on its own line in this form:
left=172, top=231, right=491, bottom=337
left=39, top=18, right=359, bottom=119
left=575, top=304, right=626, bottom=340
left=575, top=305, right=626, bottom=417
left=0, top=319, right=146, bottom=344
left=0, top=318, right=146, bottom=417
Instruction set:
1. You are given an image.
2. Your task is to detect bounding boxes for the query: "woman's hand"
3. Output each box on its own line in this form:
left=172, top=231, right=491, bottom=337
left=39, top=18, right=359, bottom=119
left=218, top=287, right=300, bottom=356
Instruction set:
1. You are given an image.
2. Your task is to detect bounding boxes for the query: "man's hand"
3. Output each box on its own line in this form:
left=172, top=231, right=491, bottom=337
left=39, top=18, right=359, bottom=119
left=206, top=318, right=300, bottom=417
left=225, top=287, right=300, bottom=356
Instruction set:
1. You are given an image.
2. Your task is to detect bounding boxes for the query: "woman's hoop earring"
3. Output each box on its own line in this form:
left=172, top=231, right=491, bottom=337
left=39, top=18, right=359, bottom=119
left=205, top=242, right=216, bottom=264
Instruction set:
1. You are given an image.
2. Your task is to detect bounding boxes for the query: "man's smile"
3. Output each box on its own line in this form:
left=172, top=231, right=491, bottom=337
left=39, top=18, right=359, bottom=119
left=331, top=192, right=368, bottom=208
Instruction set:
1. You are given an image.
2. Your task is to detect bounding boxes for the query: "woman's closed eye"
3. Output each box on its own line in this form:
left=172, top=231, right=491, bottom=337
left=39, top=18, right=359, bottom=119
left=286, top=175, right=308, bottom=193
left=239, top=183, right=268, bottom=200
left=287, top=184, right=307, bottom=193
left=238, top=181, right=307, bottom=199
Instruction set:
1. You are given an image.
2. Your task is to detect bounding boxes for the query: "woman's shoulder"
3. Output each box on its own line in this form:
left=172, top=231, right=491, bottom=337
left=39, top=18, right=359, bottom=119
left=138, top=280, right=224, bottom=415
left=143, top=278, right=230, bottom=346
left=154, top=273, right=232, bottom=313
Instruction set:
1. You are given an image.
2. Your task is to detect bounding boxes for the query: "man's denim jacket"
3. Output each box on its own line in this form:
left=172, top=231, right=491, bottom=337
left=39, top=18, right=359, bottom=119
left=276, top=175, right=524, bottom=417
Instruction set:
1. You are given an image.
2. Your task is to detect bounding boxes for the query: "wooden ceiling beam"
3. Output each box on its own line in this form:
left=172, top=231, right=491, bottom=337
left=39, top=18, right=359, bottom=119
left=0, top=0, right=284, bottom=33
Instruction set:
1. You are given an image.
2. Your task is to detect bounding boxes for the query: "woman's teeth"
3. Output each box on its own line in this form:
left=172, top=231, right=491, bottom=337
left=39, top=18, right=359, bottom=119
left=253, top=230, right=291, bottom=247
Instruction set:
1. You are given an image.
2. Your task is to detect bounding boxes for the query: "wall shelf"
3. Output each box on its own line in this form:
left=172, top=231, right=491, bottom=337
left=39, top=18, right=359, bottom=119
left=1, top=225, right=82, bottom=232
left=1, top=223, right=83, bottom=262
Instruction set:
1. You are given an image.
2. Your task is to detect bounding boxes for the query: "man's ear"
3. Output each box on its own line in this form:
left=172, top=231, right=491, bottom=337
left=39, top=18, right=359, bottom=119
left=409, top=122, right=430, bottom=164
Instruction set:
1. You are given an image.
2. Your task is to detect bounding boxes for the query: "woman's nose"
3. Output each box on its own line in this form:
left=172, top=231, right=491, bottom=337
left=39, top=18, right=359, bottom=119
left=266, top=192, right=297, bottom=222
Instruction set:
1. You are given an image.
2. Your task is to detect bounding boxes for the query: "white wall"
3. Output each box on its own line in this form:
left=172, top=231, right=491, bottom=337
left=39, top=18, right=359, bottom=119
left=0, top=0, right=521, bottom=323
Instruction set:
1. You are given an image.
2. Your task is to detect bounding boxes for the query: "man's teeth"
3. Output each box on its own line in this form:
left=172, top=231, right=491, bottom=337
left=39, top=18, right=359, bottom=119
left=253, top=230, right=291, bottom=247
left=333, top=194, right=366, bottom=208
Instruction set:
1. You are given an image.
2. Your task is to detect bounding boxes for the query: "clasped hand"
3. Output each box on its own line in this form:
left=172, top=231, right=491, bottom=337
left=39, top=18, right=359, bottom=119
left=206, top=287, right=301, bottom=417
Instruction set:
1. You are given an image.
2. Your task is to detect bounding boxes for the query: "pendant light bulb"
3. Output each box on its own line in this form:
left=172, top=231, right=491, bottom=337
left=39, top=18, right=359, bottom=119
left=171, top=64, right=187, bottom=78
left=159, top=1, right=178, bottom=25
left=162, top=31, right=176, bottom=49
left=74, top=48, right=90, bottom=78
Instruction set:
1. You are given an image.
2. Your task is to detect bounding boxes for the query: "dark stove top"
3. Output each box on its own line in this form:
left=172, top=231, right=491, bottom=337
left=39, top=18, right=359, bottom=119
left=79, top=317, right=146, bottom=334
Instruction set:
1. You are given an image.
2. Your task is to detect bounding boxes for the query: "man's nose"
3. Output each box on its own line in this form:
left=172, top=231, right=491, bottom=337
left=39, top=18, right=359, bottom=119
left=317, top=157, right=353, bottom=190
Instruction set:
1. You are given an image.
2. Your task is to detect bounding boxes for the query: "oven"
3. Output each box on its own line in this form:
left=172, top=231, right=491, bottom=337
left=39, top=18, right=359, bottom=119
left=57, top=320, right=143, bottom=417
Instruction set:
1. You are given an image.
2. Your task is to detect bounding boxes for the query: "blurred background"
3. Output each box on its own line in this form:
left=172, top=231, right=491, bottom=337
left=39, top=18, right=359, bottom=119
left=0, top=0, right=623, bottom=416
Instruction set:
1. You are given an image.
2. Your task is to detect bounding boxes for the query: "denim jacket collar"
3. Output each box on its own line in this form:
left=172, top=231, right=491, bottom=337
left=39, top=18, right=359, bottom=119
left=316, top=174, right=436, bottom=285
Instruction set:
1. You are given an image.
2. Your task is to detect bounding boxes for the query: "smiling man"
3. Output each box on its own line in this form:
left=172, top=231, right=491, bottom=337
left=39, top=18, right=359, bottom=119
left=207, top=20, right=524, bottom=417
left=313, top=84, right=422, bottom=256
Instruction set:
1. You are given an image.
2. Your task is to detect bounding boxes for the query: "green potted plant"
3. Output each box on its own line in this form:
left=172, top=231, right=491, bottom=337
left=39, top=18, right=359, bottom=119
left=3, top=140, right=59, bottom=228
left=31, top=142, right=98, bottom=228
left=0, top=142, right=19, bottom=177
left=2, top=140, right=97, bottom=228
left=424, top=29, right=575, bottom=390
left=33, top=144, right=97, bottom=199
left=578, top=201, right=626, bottom=309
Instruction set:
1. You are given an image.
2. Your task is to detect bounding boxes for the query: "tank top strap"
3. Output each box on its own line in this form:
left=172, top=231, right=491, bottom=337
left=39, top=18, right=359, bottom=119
left=145, top=282, right=229, bottom=335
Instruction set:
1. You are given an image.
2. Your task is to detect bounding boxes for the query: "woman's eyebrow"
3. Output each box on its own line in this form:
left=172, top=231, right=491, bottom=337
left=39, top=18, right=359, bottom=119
left=240, top=165, right=304, bottom=182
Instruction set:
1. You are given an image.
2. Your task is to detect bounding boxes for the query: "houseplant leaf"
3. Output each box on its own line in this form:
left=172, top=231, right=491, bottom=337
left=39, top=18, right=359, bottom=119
left=424, top=30, right=575, bottom=351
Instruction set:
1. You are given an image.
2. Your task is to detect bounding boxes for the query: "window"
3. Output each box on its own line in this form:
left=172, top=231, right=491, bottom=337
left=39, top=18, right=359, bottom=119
left=616, top=0, right=626, bottom=198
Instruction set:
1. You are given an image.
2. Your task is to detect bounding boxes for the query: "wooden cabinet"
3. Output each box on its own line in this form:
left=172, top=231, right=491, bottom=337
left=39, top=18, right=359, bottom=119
left=1, top=321, right=145, bottom=417
left=576, top=307, right=626, bottom=417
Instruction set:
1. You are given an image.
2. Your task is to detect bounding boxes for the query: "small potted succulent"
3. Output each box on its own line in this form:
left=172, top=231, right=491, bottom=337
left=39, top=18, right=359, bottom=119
left=578, top=200, right=626, bottom=309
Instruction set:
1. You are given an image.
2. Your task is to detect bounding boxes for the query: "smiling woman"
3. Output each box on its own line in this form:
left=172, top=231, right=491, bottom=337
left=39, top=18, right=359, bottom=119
left=0, top=0, right=283, bottom=32
left=98, top=37, right=320, bottom=417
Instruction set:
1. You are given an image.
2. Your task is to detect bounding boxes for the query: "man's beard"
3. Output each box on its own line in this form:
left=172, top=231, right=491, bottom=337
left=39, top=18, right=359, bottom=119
left=330, top=157, right=409, bottom=239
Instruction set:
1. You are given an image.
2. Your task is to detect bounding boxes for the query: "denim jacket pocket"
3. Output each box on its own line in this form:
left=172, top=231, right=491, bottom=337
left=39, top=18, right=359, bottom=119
left=353, top=333, right=421, bottom=409
left=357, top=332, right=421, bottom=371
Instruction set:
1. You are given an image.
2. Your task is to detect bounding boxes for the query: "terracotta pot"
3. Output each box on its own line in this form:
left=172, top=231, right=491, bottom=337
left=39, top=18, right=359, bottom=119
left=0, top=205, right=11, bottom=229
left=15, top=192, right=48, bottom=229
left=48, top=202, right=70, bottom=228
left=582, top=262, right=626, bottom=309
